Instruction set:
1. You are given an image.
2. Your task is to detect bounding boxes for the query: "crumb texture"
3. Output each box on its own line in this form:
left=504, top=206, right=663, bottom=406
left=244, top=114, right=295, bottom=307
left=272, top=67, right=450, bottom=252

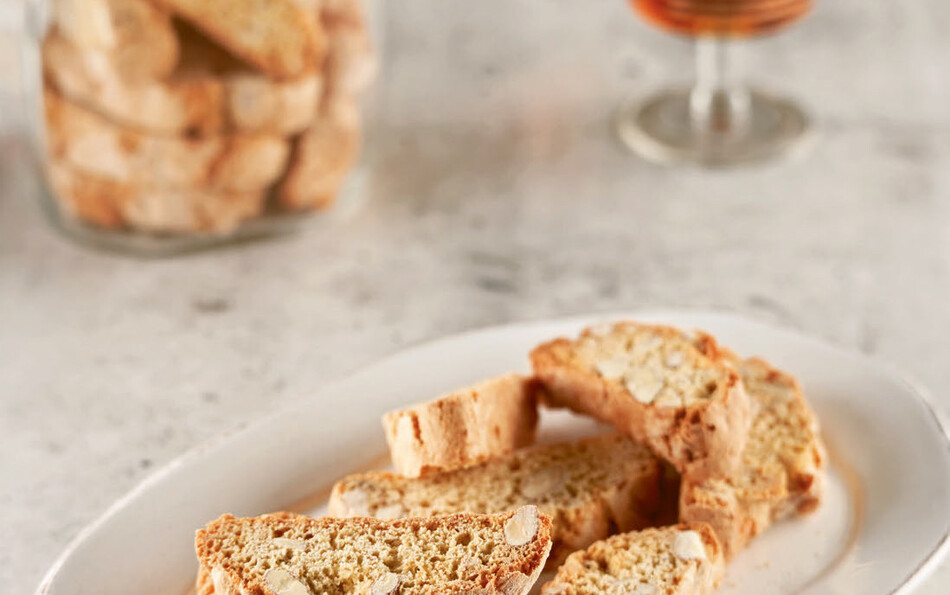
left=196, top=509, right=553, bottom=595
left=737, top=358, right=825, bottom=494
left=330, top=433, right=662, bottom=564
left=382, top=374, right=539, bottom=478
left=541, top=524, right=723, bottom=595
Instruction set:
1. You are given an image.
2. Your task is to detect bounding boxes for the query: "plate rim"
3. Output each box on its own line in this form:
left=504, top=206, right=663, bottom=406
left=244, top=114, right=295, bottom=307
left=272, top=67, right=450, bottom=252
left=35, top=309, right=950, bottom=595
left=868, top=369, right=950, bottom=595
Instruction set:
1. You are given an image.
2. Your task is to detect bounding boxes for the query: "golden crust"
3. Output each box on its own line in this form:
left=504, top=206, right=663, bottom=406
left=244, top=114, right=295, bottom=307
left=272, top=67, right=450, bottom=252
left=195, top=510, right=553, bottom=595
left=105, top=0, right=180, bottom=82
left=152, top=0, right=325, bottom=80
left=46, top=161, right=267, bottom=234
left=329, top=433, right=662, bottom=567
left=531, top=322, right=753, bottom=479
left=277, top=0, right=375, bottom=211
left=43, top=32, right=322, bottom=137
left=679, top=356, right=826, bottom=558
left=541, top=524, right=724, bottom=595
left=44, top=88, right=289, bottom=194
left=382, top=374, right=540, bottom=478
left=195, top=566, right=214, bottom=595
left=321, top=0, right=377, bottom=102
left=276, top=102, right=361, bottom=211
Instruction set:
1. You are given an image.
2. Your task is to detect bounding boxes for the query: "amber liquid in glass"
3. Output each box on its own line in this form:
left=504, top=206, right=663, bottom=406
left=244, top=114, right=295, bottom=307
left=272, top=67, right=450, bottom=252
left=632, top=0, right=812, bottom=37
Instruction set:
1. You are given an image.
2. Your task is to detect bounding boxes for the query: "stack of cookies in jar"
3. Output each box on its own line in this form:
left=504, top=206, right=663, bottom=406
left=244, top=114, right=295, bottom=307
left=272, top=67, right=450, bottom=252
left=41, top=0, right=376, bottom=234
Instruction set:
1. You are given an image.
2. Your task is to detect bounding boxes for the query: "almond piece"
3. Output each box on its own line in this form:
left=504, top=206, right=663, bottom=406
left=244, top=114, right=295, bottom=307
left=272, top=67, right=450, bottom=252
left=374, top=503, right=405, bottom=520
left=521, top=467, right=563, bottom=499
left=499, top=571, right=531, bottom=595
left=504, top=505, right=539, bottom=546
left=625, top=369, right=663, bottom=404
left=595, top=357, right=629, bottom=381
left=272, top=537, right=306, bottom=550
left=633, top=335, right=663, bottom=354
left=672, top=530, right=707, bottom=561
left=340, top=488, right=369, bottom=517
left=664, top=351, right=684, bottom=368
left=457, top=555, right=481, bottom=577
left=653, top=393, right=683, bottom=408
left=264, top=568, right=311, bottom=595
left=370, top=572, right=402, bottom=595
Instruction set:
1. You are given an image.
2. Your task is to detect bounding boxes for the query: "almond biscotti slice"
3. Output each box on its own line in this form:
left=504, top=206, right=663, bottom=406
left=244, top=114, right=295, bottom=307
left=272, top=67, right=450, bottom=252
left=43, top=32, right=322, bottom=137
left=542, top=524, right=724, bottom=595
left=44, top=89, right=289, bottom=193
left=43, top=33, right=224, bottom=135
left=153, top=0, right=326, bottom=79
left=52, top=0, right=116, bottom=50
left=329, top=433, right=662, bottom=566
left=680, top=356, right=825, bottom=558
left=175, top=24, right=324, bottom=137
left=321, top=0, right=378, bottom=102
left=277, top=0, right=375, bottom=211
left=531, top=322, right=752, bottom=478
left=277, top=101, right=361, bottom=211
left=195, top=508, right=553, bottom=595
left=382, top=373, right=540, bottom=478
left=46, top=162, right=266, bottom=233
left=104, top=0, right=180, bottom=82
left=53, top=0, right=180, bottom=81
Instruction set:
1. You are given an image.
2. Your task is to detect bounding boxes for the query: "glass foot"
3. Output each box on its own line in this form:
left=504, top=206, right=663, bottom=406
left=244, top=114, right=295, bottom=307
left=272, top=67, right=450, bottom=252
left=617, top=88, right=813, bottom=167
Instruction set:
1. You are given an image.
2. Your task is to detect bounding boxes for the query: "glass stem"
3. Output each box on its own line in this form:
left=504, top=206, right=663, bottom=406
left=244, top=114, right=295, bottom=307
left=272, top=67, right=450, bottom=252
left=690, top=37, right=750, bottom=135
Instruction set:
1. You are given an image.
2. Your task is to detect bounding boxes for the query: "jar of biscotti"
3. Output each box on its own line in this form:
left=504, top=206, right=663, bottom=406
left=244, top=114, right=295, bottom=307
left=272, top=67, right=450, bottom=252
left=21, top=0, right=378, bottom=255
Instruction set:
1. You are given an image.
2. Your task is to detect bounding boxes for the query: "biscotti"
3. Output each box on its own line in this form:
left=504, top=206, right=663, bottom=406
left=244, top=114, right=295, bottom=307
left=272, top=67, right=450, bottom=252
left=175, top=23, right=325, bottom=136
left=52, top=0, right=181, bottom=81
left=103, top=0, right=180, bottom=82
left=679, top=356, right=825, bottom=558
left=531, top=322, right=752, bottom=478
left=41, top=0, right=375, bottom=237
left=47, top=163, right=266, bottom=234
left=195, top=508, right=553, bottom=595
left=321, top=0, right=378, bottom=102
left=330, top=433, right=662, bottom=566
left=276, top=0, right=373, bottom=209
left=382, top=373, right=540, bottom=478
left=43, top=32, right=322, bottom=136
left=44, top=89, right=289, bottom=193
left=52, top=0, right=117, bottom=49
left=542, top=524, right=724, bottom=595
left=153, top=0, right=325, bottom=79
left=277, top=101, right=361, bottom=210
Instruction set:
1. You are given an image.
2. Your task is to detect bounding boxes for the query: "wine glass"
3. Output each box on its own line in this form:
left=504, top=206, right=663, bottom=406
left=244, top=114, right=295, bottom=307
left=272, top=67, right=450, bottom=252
left=618, top=0, right=814, bottom=167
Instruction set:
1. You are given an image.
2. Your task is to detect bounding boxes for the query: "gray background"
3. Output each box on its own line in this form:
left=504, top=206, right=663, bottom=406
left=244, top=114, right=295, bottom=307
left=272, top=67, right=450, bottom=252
left=2, top=0, right=949, bottom=592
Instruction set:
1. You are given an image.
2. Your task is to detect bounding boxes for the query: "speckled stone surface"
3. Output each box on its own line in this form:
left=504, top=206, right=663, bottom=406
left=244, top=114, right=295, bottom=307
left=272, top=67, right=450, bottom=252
left=2, top=0, right=950, bottom=593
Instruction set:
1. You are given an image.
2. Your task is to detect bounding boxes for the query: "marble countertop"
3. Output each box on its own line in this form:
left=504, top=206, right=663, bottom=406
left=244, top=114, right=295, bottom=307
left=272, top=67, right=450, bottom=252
left=3, top=0, right=950, bottom=592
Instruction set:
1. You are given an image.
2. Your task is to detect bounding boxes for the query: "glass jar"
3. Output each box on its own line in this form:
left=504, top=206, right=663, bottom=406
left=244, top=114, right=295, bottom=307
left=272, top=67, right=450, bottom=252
left=21, top=0, right=379, bottom=256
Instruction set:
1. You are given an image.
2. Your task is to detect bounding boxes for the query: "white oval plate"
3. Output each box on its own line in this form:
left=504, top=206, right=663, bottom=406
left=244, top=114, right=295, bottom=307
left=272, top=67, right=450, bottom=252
left=38, top=311, right=950, bottom=595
